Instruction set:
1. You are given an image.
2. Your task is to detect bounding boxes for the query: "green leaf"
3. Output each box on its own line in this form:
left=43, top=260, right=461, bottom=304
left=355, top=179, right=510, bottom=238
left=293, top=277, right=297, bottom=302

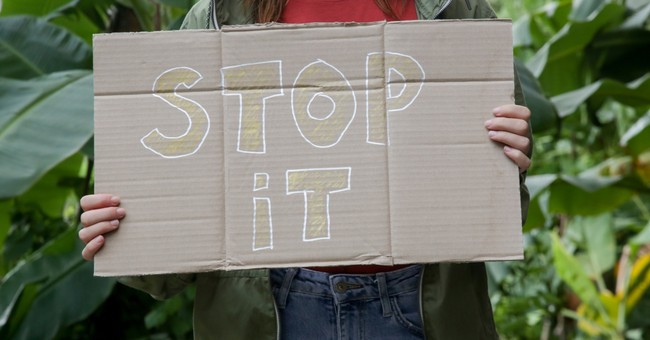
left=621, top=112, right=650, bottom=156
left=512, top=15, right=531, bottom=47
left=0, top=200, right=12, bottom=275
left=570, top=0, right=606, bottom=21
left=620, top=3, right=650, bottom=29
left=18, top=153, right=85, bottom=218
left=595, top=29, right=650, bottom=82
left=518, top=1, right=571, bottom=48
left=486, top=261, right=510, bottom=288
left=515, top=59, right=558, bottom=132
left=527, top=3, right=627, bottom=94
left=567, top=214, right=616, bottom=276
left=628, top=0, right=650, bottom=11
left=521, top=175, right=556, bottom=231
left=551, top=232, right=604, bottom=312
left=551, top=75, right=650, bottom=118
left=80, top=136, right=95, bottom=160
left=0, top=201, right=10, bottom=248
left=11, top=262, right=114, bottom=339
left=2, top=222, right=34, bottom=265
left=0, top=71, right=94, bottom=199
left=0, top=228, right=115, bottom=339
left=50, top=11, right=102, bottom=45
left=548, top=174, right=635, bottom=215
left=69, top=0, right=116, bottom=33
left=526, top=174, right=558, bottom=198
left=0, top=281, right=43, bottom=338
left=0, top=16, right=91, bottom=79
left=628, top=291, right=650, bottom=334
left=630, top=221, right=650, bottom=246
left=118, top=0, right=154, bottom=30
left=152, top=0, right=193, bottom=9
left=0, top=0, right=77, bottom=17
left=524, top=190, right=551, bottom=232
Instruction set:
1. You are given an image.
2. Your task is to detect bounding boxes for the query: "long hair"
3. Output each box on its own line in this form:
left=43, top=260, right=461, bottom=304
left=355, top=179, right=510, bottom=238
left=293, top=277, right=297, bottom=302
left=244, top=0, right=409, bottom=23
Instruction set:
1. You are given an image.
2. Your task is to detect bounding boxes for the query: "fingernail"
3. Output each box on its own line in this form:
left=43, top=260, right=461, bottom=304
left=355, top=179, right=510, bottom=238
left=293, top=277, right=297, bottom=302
left=110, top=219, right=120, bottom=227
left=111, top=196, right=120, bottom=206
left=116, top=208, right=126, bottom=218
left=504, top=146, right=512, bottom=152
left=484, top=120, right=492, bottom=128
left=488, top=131, right=497, bottom=137
left=492, top=107, right=503, bottom=115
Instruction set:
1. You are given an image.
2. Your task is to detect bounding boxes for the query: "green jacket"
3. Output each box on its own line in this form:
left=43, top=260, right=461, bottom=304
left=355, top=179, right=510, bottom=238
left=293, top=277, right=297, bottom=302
left=120, top=1, right=530, bottom=339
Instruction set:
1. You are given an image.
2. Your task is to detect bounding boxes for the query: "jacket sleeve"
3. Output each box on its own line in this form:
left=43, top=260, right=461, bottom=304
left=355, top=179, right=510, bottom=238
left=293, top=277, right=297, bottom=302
left=439, top=0, right=497, bottom=19
left=514, top=66, right=531, bottom=226
left=181, top=0, right=213, bottom=29
left=181, top=0, right=253, bottom=29
left=117, top=274, right=196, bottom=300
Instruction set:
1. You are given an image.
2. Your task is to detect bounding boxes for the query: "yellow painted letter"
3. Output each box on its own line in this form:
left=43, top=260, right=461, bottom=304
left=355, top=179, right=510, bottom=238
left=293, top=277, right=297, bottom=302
left=365, top=52, right=424, bottom=145
left=292, top=60, right=356, bottom=148
left=142, top=67, right=210, bottom=158
left=222, top=61, right=283, bottom=154
left=286, top=168, right=351, bottom=241
left=385, top=52, right=424, bottom=113
left=365, top=52, right=386, bottom=145
left=253, top=173, right=273, bottom=251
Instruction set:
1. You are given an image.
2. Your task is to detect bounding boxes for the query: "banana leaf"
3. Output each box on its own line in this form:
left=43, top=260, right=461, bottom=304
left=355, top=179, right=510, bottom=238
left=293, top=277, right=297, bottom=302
left=0, top=16, right=91, bottom=79
left=0, top=71, right=94, bottom=199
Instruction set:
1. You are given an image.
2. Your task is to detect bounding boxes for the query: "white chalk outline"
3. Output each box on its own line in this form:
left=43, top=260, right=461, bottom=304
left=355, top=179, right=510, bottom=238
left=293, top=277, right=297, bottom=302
left=221, top=61, right=284, bottom=154
left=385, top=52, right=425, bottom=112
left=307, top=92, right=336, bottom=121
left=364, top=52, right=425, bottom=146
left=252, top=197, right=273, bottom=251
left=142, top=66, right=210, bottom=159
left=365, top=52, right=385, bottom=146
left=291, top=59, right=357, bottom=149
left=253, top=172, right=270, bottom=191
left=285, top=167, right=352, bottom=242
left=385, top=52, right=425, bottom=146
left=387, top=68, right=407, bottom=99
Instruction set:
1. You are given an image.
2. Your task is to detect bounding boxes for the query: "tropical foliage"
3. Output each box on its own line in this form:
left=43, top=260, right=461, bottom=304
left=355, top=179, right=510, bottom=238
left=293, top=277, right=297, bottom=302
left=487, top=0, right=650, bottom=338
left=0, top=1, right=198, bottom=338
left=0, top=0, right=649, bottom=339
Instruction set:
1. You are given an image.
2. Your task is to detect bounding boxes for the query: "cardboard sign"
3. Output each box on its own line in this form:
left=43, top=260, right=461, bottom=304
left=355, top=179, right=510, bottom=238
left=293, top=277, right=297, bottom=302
left=92, top=20, right=523, bottom=276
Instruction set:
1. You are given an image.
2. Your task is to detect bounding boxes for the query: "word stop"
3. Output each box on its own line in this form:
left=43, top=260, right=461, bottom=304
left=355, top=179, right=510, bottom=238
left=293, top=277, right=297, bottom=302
left=141, top=52, right=425, bottom=250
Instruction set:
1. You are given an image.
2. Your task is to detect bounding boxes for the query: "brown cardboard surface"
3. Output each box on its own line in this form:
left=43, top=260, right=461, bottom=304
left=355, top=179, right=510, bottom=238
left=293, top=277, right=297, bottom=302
left=93, top=20, right=522, bottom=276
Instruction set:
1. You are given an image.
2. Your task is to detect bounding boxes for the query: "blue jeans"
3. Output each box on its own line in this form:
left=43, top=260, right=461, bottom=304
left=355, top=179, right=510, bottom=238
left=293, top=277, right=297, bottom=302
left=270, top=265, right=425, bottom=340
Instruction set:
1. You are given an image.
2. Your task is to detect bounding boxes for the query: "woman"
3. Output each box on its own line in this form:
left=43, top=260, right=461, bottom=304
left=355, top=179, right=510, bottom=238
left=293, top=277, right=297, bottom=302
left=80, top=0, right=532, bottom=338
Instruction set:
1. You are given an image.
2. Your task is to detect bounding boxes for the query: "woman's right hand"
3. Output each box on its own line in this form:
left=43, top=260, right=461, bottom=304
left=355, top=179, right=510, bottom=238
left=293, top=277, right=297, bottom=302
left=79, top=194, right=125, bottom=261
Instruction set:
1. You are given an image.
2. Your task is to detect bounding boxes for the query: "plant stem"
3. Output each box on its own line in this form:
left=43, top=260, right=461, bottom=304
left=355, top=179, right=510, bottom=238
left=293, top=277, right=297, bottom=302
left=632, top=195, right=650, bottom=220
left=616, top=246, right=631, bottom=335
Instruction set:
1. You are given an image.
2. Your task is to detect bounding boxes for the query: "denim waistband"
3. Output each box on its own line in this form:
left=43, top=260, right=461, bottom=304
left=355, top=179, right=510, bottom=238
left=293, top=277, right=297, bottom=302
left=270, top=265, right=423, bottom=309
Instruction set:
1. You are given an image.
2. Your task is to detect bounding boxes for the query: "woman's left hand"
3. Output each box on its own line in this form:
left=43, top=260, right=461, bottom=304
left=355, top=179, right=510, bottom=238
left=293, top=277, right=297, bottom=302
left=485, top=104, right=532, bottom=173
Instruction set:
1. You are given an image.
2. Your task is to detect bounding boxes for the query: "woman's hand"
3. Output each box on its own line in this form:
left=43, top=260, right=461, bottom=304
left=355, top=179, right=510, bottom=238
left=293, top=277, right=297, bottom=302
left=485, top=104, right=532, bottom=173
left=79, top=194, right=125, bottom=260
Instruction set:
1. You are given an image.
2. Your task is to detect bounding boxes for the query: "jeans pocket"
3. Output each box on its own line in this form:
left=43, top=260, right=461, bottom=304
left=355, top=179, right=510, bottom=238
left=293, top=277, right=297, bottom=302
left=390, top=292, right=424, bottom=337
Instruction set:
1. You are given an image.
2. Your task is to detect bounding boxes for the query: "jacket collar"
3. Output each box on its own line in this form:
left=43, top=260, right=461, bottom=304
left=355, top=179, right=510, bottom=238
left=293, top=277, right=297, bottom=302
left=415, top=0, right=453, bottom=20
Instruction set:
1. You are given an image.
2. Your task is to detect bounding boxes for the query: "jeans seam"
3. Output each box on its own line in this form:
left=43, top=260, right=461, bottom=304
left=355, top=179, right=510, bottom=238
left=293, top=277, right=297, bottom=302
left=390, top=297, right=424, bottom=336
left=388, top=286, right=419, bottom=296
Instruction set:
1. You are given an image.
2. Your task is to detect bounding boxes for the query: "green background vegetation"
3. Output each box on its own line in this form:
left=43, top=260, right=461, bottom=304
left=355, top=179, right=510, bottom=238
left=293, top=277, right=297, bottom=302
left=1, top=0, right=649, bottom=338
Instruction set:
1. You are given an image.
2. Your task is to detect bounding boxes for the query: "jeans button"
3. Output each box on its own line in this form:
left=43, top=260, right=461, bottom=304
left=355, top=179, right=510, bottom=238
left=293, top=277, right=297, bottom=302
left=335, top=282, right=347, bottom=292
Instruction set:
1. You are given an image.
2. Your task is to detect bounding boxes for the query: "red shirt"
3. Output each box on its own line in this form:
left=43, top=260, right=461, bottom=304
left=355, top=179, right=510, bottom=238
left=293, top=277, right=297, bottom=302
left=280, top=0, right=417, bottom=274
left=280, top=0, right=418, bottom=23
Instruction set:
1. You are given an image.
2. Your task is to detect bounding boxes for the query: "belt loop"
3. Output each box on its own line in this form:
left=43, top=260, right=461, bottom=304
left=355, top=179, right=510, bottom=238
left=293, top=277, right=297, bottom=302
left=276, top=268, right=298, bottom=309
left=376, top=272, right=392, bottom=317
